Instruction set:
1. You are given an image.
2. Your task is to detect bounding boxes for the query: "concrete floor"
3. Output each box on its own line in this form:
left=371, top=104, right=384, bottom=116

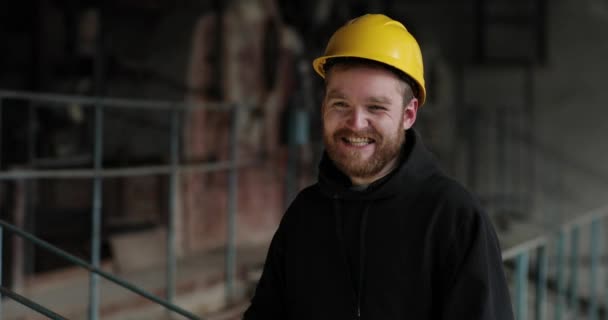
left=0, top=245, right=267, bottom=320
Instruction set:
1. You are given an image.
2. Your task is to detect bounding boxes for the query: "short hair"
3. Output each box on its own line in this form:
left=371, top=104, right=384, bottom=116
left=322, top=57, right=419, bottom=104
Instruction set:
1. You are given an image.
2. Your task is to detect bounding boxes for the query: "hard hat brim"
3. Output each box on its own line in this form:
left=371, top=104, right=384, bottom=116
left=312, top=54, right=427, bottom=106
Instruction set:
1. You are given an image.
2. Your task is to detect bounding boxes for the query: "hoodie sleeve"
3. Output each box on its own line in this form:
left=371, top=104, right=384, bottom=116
left=437, top=198, right=514, bottom=320
left=242, top=214, right=288, bottom=319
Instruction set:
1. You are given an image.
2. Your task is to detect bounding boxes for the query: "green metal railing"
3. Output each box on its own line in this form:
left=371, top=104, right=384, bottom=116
left=0, top=90, right=254, bottom=319
left=0, top=219, right=199, bottom=319
left=502, top=204, right=608, bottom=320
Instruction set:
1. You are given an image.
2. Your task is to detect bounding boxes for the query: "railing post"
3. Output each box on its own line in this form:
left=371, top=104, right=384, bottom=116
left=0, top=219, right=201, bottom=319
left=515, top=252, right=529, bottom=320
left=12, top=180, right=25, bottom=293
left=89, top=101, right=104, bottom=320
left=27, top=102, right=35, bottom=164
left=535, top=245, right=547, bottom=320
left=555, top=230, right=566, bottom=320
left=167, top=107, right=180, bottom=304
left=568, top=226, right=579, bottom=315
left=588, top=219, right=600, bottom=320
left=226, top=106, right=239, bottom=302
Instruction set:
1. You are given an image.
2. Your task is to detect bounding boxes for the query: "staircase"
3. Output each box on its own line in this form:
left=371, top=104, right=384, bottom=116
left=0, top=217, right=268, bottom=319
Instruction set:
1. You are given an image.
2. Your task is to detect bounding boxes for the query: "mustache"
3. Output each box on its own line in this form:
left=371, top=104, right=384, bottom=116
left=333, top=128, right=381, bottom=140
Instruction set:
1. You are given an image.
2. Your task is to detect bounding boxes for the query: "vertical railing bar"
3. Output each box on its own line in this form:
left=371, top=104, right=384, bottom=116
left=90, top=6, right=105, bottom=318
left=515, top=252, right=529, bottom=320
left=12, top=180, right=25, bottom=294
left=555, top=230, right=566, bottom=320
left=27, top=102, right=35, bottom=164
left=25, top=95, right=35, bottom=282
left=167, top=107, right=179, bottom=304
left=568, top=226, right=579, bottom=315
left=588, top=219, right=600, bottom=320
left=89, top=101, right=104, bottom=320
left=24, top=143, right=37, bottom=279
left=225, top=105, right=239, bottom=301
left=535, top=245, right=547, bottom=320
left=0, top=219, right=200, bottom=319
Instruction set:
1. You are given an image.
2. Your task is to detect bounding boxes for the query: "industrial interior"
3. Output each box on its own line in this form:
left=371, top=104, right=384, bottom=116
left=1, top=0, right=608, bottom=319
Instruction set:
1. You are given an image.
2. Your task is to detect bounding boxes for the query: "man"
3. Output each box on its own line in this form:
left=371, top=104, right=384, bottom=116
left=243, top=14, right=514, bottom=319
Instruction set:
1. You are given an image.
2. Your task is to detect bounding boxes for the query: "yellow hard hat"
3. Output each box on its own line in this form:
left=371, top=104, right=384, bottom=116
left=312, top=14, right=426, bottom=105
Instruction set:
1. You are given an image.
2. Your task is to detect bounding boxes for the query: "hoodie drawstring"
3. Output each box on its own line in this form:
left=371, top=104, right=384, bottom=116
left=357, top=202, right=370, bottom=318
left=333, top=196, right=371, bottom=319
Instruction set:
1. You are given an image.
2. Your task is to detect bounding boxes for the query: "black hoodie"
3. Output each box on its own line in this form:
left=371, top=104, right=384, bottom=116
left=243, top=129, right=514, bottom=320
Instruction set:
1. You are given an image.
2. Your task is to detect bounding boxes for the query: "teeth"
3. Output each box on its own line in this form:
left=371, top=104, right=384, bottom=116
left=345, top=137, right=373, bottom=145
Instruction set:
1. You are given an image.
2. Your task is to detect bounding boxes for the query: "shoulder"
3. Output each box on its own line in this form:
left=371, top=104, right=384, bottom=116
left=419, top=176, right=503, bottom=266
left=416, top=174, right=490, bottom=238
left=420, top=174, right=480, bottom=213
left=290, top=183, right=323, bottom=207
left=281, top=183, right=324, bottom=221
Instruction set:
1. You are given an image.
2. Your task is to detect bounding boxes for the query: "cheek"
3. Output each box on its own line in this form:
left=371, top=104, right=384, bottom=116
left=322, top=111, right=342, bottom=131
left=377, top=118, right=403, bottom=137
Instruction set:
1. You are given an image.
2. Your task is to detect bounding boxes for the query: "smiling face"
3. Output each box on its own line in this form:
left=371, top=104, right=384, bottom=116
left=322, top=64, right=419, bottom=186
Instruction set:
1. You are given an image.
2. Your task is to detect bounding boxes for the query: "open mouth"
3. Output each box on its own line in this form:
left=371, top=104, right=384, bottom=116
left=341, top=136, right=375, bottom=147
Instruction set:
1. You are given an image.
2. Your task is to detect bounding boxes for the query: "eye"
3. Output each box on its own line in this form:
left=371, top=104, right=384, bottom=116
left=369, top=105, right=387, bottom=112
left=332, top=101, right=348, bottom=108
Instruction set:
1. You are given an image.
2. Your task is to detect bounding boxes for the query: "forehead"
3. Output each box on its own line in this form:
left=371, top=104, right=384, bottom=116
left=325, top=65, right=405, bottom=102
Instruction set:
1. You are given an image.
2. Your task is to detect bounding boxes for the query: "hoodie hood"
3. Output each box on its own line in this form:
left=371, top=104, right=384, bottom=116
left=318, top=129, right=442, bottom=201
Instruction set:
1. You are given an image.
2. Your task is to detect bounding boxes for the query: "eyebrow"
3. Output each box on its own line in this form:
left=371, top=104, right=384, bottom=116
left=365, top=96, right=392, bottom=104
left=326, top=89, right=346, bottom=100
left=326, top=90, right=393, bottom=104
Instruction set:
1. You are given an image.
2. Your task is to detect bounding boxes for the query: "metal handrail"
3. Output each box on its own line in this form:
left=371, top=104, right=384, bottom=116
left=0, top=159, right=258, bottom=180
left=502, top=204, right=608, bottom=320
left=0, top=219, right=202, bottom=320
left=502, top=235, right=547, bottom=261
left=0, top=89, right=247, bottom=111
left=0, top=286, right=68, bottom=320
left=0, top=89, right=249, bottom=318
left=502, top=204, right=608, bottom=261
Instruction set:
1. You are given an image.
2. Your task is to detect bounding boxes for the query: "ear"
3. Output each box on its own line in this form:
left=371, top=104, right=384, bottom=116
left=402, top=98, right=419, bottom=130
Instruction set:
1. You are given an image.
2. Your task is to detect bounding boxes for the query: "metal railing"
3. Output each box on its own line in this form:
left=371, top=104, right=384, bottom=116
left=502, top=204, right=608, bottom=320
left=4, top=89, right=606, bottom=320
left=0, top=285, right=67, bottom=320
left=0, top=90, right=252, bottom=319
left=0, top=219, right=199, bottom=319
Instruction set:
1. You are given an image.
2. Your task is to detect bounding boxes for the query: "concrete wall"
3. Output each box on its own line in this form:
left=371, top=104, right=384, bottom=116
left=393, top=0, right=608, bottom=232
left=533, top=0, right=608, bottom=223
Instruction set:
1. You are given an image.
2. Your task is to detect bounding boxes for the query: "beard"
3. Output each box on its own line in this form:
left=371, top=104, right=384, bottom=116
left=323, top=123, right=405, bottom=181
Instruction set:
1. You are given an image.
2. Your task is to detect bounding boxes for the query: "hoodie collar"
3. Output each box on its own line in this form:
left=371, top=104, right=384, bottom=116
left=318, top=129, right=441, bottom=201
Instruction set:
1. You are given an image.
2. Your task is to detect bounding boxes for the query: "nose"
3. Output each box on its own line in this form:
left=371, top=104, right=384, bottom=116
left=345, top=108, right=369, bottom=130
